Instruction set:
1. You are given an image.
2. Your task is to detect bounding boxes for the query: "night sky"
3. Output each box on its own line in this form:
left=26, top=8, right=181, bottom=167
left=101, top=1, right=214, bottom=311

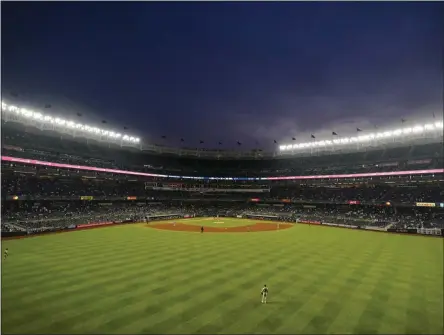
left=2, top=2, right=443, bottom=150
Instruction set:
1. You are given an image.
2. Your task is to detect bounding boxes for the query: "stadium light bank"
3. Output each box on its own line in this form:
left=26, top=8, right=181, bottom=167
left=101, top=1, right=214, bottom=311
left=2, top=100, right=443, bottom=156
left=1, top=101, right=141, bottom=144
left=279, top=121, right=443, bottom=153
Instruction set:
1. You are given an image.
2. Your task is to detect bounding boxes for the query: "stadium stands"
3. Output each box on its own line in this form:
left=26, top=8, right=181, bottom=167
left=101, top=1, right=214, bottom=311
left=1, top=124, right=443, bottom=177
left=2, top=200, right=443, bottom=233
left=1, top=171, right=442, bottom=203
left=1, top=105, right=443, bottom=237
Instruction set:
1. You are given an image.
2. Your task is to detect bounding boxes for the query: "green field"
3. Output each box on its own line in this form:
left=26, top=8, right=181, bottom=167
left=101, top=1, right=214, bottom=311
left=2, top=218, right=443, bottom=334
left=172, top=217, right=254, bottom=227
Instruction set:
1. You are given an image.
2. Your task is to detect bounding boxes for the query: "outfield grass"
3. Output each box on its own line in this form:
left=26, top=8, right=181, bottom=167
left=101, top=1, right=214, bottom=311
left=2, top=219, right=443, bottom=334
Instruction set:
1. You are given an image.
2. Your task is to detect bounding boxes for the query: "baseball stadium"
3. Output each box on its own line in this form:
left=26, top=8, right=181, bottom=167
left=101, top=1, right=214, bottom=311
left=1, top=100, right=443, bottom=334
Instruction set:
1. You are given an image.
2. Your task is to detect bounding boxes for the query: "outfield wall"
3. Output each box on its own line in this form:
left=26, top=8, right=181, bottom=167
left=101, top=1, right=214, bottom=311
left=2, top=215, right=443, bottom=239
left=1, top=214, right=183, bottom=239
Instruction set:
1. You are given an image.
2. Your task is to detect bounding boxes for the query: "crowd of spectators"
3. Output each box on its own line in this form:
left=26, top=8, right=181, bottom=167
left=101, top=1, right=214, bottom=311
left=271, top=185, right=443, bottom=203
left=2, top=171, right=442, bottom=204
left=2, top=174, right=148, bottom=198
left=241, top=205, right=444, bottom=229
left=1, top=203, right=177, bottom=232
left=1, top=222, right=23, bottom=233
left=2, top=201, right=443, bottom=233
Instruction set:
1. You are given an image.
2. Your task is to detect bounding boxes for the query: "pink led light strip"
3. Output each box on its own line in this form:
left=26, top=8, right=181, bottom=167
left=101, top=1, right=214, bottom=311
left=1, top=156, right=167, bottom=178
left=1, top=155, right=443, bottom=181
left=266, top=169, right=444, bottom=180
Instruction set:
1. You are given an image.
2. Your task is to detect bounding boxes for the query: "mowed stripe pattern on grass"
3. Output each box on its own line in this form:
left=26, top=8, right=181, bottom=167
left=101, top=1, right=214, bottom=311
left=2, top=222, right=443, bottom=334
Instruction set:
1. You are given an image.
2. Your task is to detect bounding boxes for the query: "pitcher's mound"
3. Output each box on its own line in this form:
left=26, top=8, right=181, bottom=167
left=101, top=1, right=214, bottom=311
left=147, top=222, right=293, bottom=233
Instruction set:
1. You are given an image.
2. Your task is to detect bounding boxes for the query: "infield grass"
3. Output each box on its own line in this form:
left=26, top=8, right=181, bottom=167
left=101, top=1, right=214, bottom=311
left=2, top=218, right=443, bottom=334
left=167, top=217, right=254, bottom=227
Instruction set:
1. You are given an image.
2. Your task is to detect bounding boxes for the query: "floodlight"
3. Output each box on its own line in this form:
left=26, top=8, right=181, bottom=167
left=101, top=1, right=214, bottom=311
left=1, top=101, right=142, bottom=144
left=412, top=126, right=424, bottom=133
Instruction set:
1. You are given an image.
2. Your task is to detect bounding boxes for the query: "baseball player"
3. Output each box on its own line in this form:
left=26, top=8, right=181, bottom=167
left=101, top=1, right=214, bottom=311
left=261, top=284, right=269, bottom=304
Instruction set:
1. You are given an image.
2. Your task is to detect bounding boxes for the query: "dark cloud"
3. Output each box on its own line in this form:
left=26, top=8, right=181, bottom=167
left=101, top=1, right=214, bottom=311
left=2, top=2, right=443, bottom=149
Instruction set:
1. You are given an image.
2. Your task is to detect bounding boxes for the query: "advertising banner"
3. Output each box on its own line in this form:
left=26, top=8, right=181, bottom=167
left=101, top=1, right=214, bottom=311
left=152, top=187, right=269, bottom=193
left=321, top=222, right=358, bottom=229
left=76, top=222, right=114, bottom=229
left=364, top=226, right=387, bottom=231
left=387, top=228, right=417, bottom=234
left=298, top=220, right=321, bottom=225
left=1, top=231, right=27, bottom=238
left=417, top=228, right=442, bottom=236
left=415, top=202, right=436, bottom=207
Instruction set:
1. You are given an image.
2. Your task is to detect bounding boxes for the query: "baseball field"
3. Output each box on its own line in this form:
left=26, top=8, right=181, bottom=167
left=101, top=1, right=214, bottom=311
left=2, top=218, right=443, bottom=334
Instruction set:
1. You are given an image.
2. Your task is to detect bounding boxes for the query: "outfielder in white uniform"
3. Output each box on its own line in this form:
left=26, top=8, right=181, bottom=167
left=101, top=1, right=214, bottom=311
left=261, top=284, right=269, bottom=304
